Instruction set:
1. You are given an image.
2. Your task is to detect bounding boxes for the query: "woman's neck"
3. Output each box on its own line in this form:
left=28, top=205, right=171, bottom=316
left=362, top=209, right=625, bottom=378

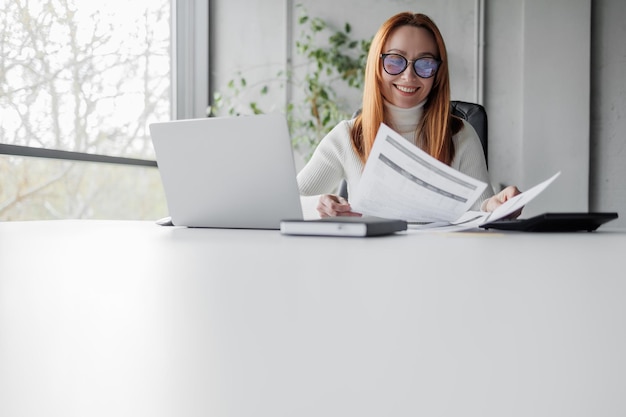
left=384, top=99, right=426, bottom=137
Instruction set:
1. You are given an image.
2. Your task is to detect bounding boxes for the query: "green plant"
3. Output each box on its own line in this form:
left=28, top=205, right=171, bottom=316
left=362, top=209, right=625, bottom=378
left=209, top=5, right=371, bottom=159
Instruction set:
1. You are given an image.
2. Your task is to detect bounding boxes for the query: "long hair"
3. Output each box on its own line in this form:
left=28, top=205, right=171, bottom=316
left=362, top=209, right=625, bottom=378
left=350, top=12, right=462, bottom=165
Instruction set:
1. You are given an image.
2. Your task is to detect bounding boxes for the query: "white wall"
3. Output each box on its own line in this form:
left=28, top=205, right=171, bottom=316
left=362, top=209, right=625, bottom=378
left=483, top=1, right=524, bottom=187
left=590, top=0, right=626, bottom=226
left=486, top=0, right=591, bottom=217
left=521, top=1, right=590, bottom=216
left=211, top=0, right=484, bottom=105
left=211, top=0, right=288, bottom=116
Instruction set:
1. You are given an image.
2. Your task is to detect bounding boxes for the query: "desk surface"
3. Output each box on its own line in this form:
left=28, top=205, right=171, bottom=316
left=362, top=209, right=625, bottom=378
left=1, top=220, right=626, bottom=417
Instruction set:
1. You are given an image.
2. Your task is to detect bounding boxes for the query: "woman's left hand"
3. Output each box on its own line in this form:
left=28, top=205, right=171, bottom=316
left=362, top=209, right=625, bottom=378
left=483, top=185, right=522, bottom=218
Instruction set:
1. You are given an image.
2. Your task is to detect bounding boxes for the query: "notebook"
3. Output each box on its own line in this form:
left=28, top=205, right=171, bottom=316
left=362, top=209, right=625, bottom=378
left=150, top=113, right=303, bottom=229
left=280, top=216, right=408, bottom=237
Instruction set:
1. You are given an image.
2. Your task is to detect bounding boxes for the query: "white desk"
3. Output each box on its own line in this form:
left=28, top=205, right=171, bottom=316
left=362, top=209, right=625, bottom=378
left=1, top=220, right=625, bottom=417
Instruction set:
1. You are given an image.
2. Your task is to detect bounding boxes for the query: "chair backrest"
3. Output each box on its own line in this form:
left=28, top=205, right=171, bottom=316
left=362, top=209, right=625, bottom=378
left=338, top=101, right=488, bottom=199
left=450, top=100, right=488, bottom=164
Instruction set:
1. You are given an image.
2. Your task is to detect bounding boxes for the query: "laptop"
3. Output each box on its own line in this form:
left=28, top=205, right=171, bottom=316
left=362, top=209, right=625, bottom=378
left=149, top=113, right=303, bottom=229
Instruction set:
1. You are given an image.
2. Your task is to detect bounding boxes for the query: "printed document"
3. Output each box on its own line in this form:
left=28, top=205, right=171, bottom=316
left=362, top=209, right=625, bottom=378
left=350, top=123, right=488, bottom=223
left=350, top=123, right=561, bottom=227
left=408, top=171, right=561, bottom=232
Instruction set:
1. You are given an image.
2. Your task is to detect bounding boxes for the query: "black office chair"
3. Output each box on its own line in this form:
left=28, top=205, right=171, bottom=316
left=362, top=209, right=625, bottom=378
left=338, top=100, right=487, bottom=199
left=450, top=100, right=488, bottom=164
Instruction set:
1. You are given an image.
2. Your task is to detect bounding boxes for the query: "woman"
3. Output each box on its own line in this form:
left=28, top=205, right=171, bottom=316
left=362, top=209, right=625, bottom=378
left=297, top=12, right=520, bottom=217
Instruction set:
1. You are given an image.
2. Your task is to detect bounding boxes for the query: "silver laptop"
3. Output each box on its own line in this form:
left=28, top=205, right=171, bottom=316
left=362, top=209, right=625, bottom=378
left=150, top=113, right=303, bottom=229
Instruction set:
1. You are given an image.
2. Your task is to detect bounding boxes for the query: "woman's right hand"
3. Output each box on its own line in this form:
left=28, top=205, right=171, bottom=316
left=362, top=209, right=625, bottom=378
left=316, top=194, right=362, bottom=218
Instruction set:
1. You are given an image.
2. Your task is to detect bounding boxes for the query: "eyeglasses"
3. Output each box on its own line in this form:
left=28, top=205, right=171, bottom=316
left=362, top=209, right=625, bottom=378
left=380, top=53, right=440, bottom=78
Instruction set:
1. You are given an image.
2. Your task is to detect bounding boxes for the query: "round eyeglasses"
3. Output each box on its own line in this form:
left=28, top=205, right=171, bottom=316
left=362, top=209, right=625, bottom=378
left=380, top=53, right=440, bottom=79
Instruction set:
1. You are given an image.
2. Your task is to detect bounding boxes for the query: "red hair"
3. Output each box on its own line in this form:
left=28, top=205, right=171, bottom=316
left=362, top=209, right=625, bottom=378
left=351, top=12, right=461, bottom=165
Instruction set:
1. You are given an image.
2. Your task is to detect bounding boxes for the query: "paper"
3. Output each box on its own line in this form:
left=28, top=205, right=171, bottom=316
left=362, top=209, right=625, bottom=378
left=350, top=123, right=488, bottom=223
left=408, top=211, right=490, bottom=233
left=349, top=123, right=561, bottom=231
left=407, top=172, right=561, bottom=233
left=484, top=171, right=561, bottom=223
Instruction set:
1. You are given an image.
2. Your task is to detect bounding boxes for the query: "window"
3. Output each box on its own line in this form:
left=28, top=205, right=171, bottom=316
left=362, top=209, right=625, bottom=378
left=0, top=0, right=203, bottom=220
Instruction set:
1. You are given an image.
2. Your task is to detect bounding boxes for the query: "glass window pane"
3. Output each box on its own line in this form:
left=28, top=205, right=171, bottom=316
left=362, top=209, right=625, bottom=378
left=0, top=155, right=167, bottom=221
left=0, top=0, right=171, bottom=159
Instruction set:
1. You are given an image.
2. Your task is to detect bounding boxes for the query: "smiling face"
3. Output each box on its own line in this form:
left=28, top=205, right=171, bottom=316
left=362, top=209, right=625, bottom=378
left=380, top=25, right=439, bottom=108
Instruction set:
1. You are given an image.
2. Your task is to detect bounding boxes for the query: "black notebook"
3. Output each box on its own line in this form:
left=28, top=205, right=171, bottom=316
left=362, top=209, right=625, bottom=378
left=480, top=212, right=618, bottom=232
left=280, top=216, right=408, bottom=237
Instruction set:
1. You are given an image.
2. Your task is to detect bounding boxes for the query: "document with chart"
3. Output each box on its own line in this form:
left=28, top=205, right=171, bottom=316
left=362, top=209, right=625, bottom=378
left=409, top=178, right=560, bottom=233
left=350, top=123, right=561, bottom=226
left=350, top=123, right=488, bottom=223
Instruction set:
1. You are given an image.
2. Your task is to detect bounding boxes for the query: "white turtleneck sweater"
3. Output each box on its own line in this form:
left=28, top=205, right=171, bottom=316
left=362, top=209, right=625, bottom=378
left=297, top=100, right=494, bottom=211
